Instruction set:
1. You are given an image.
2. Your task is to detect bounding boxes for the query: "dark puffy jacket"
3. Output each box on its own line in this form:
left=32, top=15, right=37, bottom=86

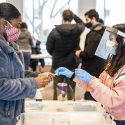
left=80, top=24, right=106, bottom=77
left=46, top=15, right=85, bottom=70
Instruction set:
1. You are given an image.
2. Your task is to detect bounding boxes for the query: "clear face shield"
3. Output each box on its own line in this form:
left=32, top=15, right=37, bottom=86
left=95, top=27, right=125, bottom=59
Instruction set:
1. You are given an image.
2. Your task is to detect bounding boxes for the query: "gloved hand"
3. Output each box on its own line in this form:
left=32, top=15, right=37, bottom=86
left=75, top=69, right=93, bottom=84
left=55, top=67, right=74, bottom=78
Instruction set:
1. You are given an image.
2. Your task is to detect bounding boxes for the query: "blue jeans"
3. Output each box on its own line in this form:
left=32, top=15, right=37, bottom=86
left=23, top=52, right=31, bottom=70
left=115, top=120, right=125, bottom=125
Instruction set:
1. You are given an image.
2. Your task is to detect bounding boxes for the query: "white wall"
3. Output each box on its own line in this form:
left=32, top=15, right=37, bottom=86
left=6, top=0, right=23, bottom=15
left=78, top=0, right=96, bottom=50
left=78, top=0, right=96, bottom=19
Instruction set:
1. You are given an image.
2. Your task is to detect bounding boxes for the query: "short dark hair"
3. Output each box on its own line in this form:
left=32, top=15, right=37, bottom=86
left=0, top=3, right=21, bottom=21
left=85, top=9, right=99, bottom=21
left=20, top=22, right=28, bottom=29
left=99, top=18, right=104, bottom=25
left=62, top=9, right=73, bottom=22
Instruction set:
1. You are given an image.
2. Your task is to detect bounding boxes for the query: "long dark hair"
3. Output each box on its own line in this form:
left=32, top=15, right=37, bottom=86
left=105, top=24, right=125, bottom=76
left=0, top=3, right=21, bottom=21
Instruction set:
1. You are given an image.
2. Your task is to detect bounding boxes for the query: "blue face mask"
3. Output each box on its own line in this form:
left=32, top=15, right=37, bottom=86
left=106, top=40, right=117, bottom=55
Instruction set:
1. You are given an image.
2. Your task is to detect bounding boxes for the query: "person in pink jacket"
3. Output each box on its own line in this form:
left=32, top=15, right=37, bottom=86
left=55, top=24, right=125, bottom=125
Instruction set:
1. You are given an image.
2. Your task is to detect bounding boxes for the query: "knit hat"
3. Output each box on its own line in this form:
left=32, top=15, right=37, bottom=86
left=0, top=3, right=21, bottom=21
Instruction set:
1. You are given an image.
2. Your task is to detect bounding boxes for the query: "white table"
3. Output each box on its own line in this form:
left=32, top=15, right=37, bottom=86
left=31, top=54, right=46, bottom=59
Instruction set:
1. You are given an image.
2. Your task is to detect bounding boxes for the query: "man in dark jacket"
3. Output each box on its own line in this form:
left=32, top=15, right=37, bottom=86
left=76, top=9, right=106, bottom=100
left=46, top=9, right=85, bottom=100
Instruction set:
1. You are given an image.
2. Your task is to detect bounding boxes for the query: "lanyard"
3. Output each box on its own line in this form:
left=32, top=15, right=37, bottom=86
left=118, top=73, right=125, bottom=78
left=113, top=73, right=125, bottom=86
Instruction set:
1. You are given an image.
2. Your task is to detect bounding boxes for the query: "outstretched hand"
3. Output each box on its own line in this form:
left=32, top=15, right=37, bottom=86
left=35, top=72, right=54, bottom=88
left=55, top=67, right=74, bottom=78
left=75, top=69, right=93, bottom=84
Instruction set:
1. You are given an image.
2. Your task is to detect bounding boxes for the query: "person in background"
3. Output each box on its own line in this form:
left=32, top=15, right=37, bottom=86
left=46, top=9, right=85, bottom=100
left=75, top=9, right=106, bottom=101
left=55, top=23, right=125, bottom=125
left=99, top=18, right=104, bottom=25
left=0, top=3, right=54, bottom=125
left=17, top=22, right=32, bottom=70
left=30, top=36, right=45, bottom=72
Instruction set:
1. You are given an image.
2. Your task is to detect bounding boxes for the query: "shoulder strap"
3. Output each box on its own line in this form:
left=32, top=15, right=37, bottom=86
left=113, top=73, right=125, bottom=86
left=118, top=73, right=125, bottom=79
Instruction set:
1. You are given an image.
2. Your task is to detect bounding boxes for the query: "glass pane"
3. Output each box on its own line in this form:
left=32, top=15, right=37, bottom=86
left=23, top=0, right=78, bottom=65
left=0, top=0, right=6, bottom=3
left=104, top=0, right=125, bottom=26
left=96, top=0, right=125, bottom=26
left=96, top=0, right=105, bottom=20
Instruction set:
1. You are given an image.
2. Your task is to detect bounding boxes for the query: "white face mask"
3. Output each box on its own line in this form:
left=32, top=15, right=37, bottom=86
left=106, top=40, right=118, bottom=55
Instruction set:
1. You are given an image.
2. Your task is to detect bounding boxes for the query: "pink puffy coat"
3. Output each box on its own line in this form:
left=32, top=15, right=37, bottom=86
left=74, top=65, right=125, bottom=120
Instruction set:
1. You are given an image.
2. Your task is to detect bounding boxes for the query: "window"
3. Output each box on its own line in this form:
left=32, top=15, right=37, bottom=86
left=0, top=0, right=6, bottom=3
left=23, top=0, right=78, bottom=65
left=96, top=0, right=125, bottom=26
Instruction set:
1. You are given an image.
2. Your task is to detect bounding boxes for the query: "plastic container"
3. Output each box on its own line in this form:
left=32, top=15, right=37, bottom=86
left=34, top=88, right=44, bottom=101
left=19, top=101, right=116, bottom=125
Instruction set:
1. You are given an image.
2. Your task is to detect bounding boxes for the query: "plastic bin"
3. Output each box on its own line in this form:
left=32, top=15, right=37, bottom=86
left=18, top=101, right=116, bottom=125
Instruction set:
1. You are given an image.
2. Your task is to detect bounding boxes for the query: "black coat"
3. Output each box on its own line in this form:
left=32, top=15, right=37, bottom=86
left=46, top=15, right=85, bottom=70
left=80, top=24, right=106, bottom=77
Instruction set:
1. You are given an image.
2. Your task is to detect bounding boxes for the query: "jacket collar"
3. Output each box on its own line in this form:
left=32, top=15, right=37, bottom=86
left=91, top=23, right=102, bottom=30
left=0, top=34, right=15, bottom=54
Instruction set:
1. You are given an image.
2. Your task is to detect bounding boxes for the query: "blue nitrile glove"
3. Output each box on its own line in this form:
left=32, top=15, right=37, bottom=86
left=75, top=69, right=93, bottom=84
left=55, top=67, right=74, bottom=78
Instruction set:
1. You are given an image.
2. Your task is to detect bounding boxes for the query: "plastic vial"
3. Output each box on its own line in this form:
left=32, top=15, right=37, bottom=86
left=35, top=89, right=43, bottom=101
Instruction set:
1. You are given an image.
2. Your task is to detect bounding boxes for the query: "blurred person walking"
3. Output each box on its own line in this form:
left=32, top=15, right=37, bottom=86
left=17, top=22, right=33, bottom=70
left=30, top=36, right=45, bottom=72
